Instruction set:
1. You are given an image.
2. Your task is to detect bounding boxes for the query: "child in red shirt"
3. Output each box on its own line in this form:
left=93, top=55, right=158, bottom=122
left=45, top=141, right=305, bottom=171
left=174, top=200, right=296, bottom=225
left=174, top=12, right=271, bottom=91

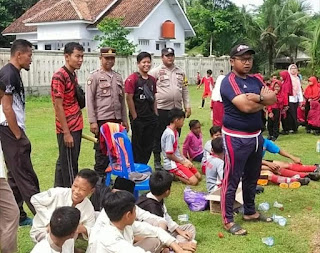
left=198, top=69, right=214, bottom=109
left=267, top=82, right=287, bottom=141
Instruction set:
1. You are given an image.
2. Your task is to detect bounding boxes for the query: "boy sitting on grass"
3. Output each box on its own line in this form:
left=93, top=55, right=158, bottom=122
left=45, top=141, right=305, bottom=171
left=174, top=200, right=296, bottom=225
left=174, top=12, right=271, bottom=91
left=31, top=206, right=80, bottom=253
left=161, top=108, right=201, bottom=186
left=87, top=190, right=189, bottom=253
left=206, top=137, right=224, bottom=193
left=136, top=171, right=196, bottom=252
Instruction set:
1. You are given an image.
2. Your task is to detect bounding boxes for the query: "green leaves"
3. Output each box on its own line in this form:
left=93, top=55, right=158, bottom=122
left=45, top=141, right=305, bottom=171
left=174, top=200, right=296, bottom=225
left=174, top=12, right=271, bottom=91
left=95, top=17, right=136, bottom=56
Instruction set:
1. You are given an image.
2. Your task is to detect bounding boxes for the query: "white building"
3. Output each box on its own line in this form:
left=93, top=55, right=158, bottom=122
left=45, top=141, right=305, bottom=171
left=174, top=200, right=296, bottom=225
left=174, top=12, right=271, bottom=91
left=2, top=0, right=195, bottom=56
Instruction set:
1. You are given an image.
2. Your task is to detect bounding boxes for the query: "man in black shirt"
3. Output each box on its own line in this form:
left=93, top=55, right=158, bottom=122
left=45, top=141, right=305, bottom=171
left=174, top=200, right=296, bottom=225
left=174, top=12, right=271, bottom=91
left=0, top=39, right=40, bottom=226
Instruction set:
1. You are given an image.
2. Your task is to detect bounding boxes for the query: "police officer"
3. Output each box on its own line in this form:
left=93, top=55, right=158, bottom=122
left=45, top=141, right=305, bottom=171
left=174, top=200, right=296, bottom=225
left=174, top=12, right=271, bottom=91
left=86, top=47, right=128, bottom=177
left=149, top=48, right=191, bottom=170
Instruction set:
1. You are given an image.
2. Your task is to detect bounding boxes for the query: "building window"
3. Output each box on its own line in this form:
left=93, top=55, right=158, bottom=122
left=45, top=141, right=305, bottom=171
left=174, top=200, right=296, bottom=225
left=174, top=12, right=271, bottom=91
left=88, top=48, right=91, bottom=52
left=82, top=42, right=86, bottom=46
left=45, top=44, right=52, bottom=50
left=156, top=43, right=160, bottom=50
left=174, top=43, right=181, bottom=49
left=87, top=42, right=90, bottom=46
left=139, top=39, right=149, bottom=46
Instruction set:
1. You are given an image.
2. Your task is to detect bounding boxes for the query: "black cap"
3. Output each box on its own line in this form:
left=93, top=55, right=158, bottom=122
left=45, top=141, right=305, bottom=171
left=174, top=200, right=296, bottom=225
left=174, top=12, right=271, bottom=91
left=161, top=47, right=175, bottom=56
left=230, top=44, right=255, bottom=58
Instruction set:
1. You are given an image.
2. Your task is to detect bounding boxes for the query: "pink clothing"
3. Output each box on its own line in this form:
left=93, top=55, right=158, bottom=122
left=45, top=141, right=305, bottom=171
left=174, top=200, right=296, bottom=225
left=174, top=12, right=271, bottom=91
left=182, top=132, right=203, bottom=160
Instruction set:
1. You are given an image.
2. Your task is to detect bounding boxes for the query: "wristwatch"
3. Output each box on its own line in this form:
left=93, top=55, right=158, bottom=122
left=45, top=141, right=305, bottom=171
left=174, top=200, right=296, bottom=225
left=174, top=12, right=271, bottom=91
left=259, top=95, right=264, bottom=103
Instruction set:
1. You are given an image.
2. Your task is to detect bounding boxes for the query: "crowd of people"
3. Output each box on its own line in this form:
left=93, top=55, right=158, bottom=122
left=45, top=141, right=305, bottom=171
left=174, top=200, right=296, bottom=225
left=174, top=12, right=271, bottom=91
left=0, top=39, right=319, bottom=252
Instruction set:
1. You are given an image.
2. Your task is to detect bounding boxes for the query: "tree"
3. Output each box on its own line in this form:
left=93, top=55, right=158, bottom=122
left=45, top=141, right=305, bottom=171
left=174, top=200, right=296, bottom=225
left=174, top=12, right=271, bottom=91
left=95, top=18, right=136, bottom=56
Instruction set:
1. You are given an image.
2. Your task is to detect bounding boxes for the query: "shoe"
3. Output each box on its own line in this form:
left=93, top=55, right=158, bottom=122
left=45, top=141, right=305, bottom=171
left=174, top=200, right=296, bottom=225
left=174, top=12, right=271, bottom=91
left=314, top=164, right=320, bottom=173
left=256, top=185, right=264, bottom=194
left=306, top=129, right=311, bottom=134
left=267, top=136, right=273, bottom=140
left=271, top=137, right=277, bottom=141
left=306, top=172, right=320, bottom=181
left=154, top=153, right=163, bottom=171
left=298, top=177, right=311, bottom=186
left=198, top=106, right=203, bottom=109
left=279, top=181, right=301, bottom=189
left=280, top=130, right=289, bottom=135
left=19, top=217, right=33, bottom=226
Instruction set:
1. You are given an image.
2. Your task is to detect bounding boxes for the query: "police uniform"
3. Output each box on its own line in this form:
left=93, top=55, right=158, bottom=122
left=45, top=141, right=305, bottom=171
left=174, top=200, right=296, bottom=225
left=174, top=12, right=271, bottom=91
left=149, top=48, right=191, bottom=168
left=86, top=48, right=128, bottom=176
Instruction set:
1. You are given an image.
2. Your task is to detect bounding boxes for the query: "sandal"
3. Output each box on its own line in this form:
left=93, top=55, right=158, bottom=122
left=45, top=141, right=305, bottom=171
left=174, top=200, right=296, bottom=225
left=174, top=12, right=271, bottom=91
left=226, top=223, right=247, bottom=236
left=243, top=212, right=273, bottom=222
left=279, top=181, right=301, bottom=189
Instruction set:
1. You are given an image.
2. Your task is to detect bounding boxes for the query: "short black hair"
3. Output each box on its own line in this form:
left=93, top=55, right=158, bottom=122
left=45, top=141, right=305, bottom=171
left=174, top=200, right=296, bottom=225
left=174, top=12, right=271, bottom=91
left=64, top=42, right=84, bottom=55
left=50, top=206, right=80, bottom=238
left=207, top=69, right=212, bottom=75
left=103, top=191, right=136, bottom=222
left=211, top=137, right=224, bottom=154
left=149, top=171, right=173, bottom=196
left=137, top=52, right=151, bottom=63
left=11, top=39, right=32, bottom=56
left=76, top=169, right=99, bottom=188
left=209, top=126, right=221, bottom=136
left=0, top=80, right=5, bottom=92
left=189, top=120, right=200, bottom=129
left=220, top=70, right=224, bottom=73
left=168, top=108, right=185, bottom=123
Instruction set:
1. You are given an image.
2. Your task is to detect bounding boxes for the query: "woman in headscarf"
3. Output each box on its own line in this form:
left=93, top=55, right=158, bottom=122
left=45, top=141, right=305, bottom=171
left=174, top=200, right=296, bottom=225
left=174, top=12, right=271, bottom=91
left=279, top=70, right=292, bottom=134
left=304, top=76, right=320, bottom=133
left=286, top=64, right=303, bottom=133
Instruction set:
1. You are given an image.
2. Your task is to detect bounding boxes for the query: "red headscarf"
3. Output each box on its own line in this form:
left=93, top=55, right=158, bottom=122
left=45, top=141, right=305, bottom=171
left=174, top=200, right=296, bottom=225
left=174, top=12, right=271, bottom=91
left=280, top=71, right=293, bottom=96
left=304, top=76, right=320, bottom=100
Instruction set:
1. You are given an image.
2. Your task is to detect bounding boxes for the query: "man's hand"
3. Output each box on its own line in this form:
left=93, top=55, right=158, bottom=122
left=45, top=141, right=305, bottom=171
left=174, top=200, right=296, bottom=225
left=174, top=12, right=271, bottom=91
left=64, top=132, right=74, bottom=148
left=261, top=86, right=272, bottom=95
left=90, top=123, right=99, bottom=135
left=185, top=108, right=191, bottom=118
left=178, top=242, right=197, bottom=252
left=268, top=112, right=274, bottom=118
left=176, top=228, right=192, bottom=240
left=266, top=161, right=280, bottom=174
left=181, top=159, right=193, bottom=168
left=246, top=93, right=260, bottom=103
left=122, top=121, right=130, bottom=132
left=292, top=156, right=302, bottom=164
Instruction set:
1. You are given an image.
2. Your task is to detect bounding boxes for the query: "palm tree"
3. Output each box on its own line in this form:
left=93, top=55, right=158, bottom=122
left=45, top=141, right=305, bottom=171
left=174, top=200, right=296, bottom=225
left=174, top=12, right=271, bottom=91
left=309, top=21, right=320, bottom=75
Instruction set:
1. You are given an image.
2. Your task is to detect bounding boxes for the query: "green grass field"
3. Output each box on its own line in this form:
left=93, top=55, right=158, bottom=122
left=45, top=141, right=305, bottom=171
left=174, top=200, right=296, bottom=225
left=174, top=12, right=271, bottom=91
left=17, top=86, right=320, bottom=253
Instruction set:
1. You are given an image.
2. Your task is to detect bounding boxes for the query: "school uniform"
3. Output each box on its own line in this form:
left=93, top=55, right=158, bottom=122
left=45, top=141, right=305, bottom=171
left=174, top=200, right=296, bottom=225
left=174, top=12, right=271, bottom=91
left=182, top=131, right=204, bottom=162
left=211, top=74, right=225, bottom=126
left=201, top=140, right=212, bottom=174
left=30, top=188, right=95, bottom=244
left=200, top=76, right=214, bottom=98
left=86, top=209, right=176, bottom=253
left=267, top=91, right=286, bottom=139
left=31, top=234, right=69, bottom=253
left=136, top=192, right=196, bottom=243
left=220, top=72, right=264, bottom=224
left=205, top=155, right=224, bottom=193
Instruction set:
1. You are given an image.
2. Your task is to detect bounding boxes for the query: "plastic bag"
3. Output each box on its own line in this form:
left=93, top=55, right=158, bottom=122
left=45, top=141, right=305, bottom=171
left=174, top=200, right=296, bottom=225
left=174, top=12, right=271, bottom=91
left=183, top=187, right=208, bottom=212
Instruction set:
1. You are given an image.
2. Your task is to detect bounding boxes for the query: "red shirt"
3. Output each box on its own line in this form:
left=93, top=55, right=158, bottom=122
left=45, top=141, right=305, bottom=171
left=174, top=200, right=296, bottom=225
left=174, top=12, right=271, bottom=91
left=51, top=67, right=83, bottom=133
left=201, top=76, right=214, bottom=93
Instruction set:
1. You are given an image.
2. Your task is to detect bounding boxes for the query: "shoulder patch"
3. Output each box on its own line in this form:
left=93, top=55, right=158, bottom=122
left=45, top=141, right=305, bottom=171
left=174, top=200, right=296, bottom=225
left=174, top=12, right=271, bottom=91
left=90, top=69, right=99, bottom=74
left=87, top=78, right=93, bottom=86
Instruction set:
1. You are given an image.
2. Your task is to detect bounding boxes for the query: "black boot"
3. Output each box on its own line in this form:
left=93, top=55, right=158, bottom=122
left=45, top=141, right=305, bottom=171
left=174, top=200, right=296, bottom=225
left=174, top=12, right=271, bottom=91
left=154, top=153, right=163, bottom=171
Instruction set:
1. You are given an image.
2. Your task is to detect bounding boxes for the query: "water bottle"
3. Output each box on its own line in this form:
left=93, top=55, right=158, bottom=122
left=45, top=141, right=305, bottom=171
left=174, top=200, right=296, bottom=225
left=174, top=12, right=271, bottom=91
left=262, top=237, right=274, bottom=246
left=316, top=140, right=320, bottom=152
left=258, top=202, right=270, bottom=212
left=272, top=214, right=283, bottom=223
left=273, top=201, right=283, bottom=209
left=278, top=217, right=287, bottom=227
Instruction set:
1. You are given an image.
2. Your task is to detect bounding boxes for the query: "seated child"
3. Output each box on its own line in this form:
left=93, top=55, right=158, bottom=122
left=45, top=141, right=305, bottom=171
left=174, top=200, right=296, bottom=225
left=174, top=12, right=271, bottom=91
left=87, top=191, right=188, bottom=253
left=30, top=169, right=98, bottom=249
left=31, top=206, right=80, bottom=253
left=201, top=126, right=222, bottom=174
left=205, top=137, right=224, bottom=193
left=136, top=171, right=196, bottom=252
left=161, top=108, right=201, bottom=186
left=183, top=120, right=204, bottom=162
left=261, top=138, right=320, bottom=187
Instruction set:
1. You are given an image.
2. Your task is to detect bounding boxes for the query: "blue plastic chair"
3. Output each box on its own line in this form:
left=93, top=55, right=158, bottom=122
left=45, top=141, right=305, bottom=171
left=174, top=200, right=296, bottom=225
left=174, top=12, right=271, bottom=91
left=113, top=131, right=151, bottom=198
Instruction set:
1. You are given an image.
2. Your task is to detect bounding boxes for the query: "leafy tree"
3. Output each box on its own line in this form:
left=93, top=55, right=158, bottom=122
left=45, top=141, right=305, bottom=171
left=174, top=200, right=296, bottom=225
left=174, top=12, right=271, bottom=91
left=95, top=17, right=136, bottom=56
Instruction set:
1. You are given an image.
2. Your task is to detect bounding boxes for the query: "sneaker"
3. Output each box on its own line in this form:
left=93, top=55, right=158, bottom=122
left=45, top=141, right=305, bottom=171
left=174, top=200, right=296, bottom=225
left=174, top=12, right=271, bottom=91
left=298, top=177, right=311, bottom=186
left=19, top=217, right=33, bottom=226
left=256, top=185, right=264, bottom=194
left=280, top=130, right=289, bottom=135
left=314, top=164, right=320, bottom=173
left=154, top=161, right=163, bottom=171
left=306, top=172, right=320, bottom=181
left=198, top=106, right=203, bottom=109
left=267, top=136, right=273, bottom=140
left=271, top=137, right=277, bottom=141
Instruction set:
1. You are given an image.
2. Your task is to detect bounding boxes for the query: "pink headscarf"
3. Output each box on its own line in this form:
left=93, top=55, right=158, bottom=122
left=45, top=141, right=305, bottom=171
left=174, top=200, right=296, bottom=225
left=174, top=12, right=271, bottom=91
left=280, top=70, right=293, bottom=96
left=288, top=64, right=301, bottom=97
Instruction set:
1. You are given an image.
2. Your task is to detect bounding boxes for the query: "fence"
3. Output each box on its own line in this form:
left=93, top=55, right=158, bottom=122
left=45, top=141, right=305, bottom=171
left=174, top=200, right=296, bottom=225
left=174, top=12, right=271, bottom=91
left=0, top=49, right=230, bottom=95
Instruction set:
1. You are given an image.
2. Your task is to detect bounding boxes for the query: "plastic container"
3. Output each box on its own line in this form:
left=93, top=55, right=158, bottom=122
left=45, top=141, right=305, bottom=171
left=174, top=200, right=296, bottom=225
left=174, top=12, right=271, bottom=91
left=262, top=237, right=274, bottom=246
left=273, top=201, right=283, bottom=209
left=278, top=217, right=287, bottom=226
left=258, top=202, right=270, bottom=212
left=272, top=214, right=283, bottom=223
left=316, top=140, right=320, bottom=152
left=178, top=214, right=189, bottom=223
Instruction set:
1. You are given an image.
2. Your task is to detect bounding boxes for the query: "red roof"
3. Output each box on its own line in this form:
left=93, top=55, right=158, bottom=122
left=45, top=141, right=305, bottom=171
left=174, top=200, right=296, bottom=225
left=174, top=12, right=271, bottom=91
left=2, top=0, right=162, bottom=34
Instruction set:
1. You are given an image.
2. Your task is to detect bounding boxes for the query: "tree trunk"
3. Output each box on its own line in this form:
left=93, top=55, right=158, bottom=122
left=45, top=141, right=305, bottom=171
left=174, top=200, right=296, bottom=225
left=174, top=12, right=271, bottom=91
left=210, top=35, right=213, bottom=56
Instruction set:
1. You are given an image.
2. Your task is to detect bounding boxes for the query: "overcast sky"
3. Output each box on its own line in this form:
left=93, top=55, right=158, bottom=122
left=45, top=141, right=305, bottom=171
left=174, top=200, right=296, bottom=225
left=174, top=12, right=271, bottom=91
left=229, top=0, right=320, bottom=13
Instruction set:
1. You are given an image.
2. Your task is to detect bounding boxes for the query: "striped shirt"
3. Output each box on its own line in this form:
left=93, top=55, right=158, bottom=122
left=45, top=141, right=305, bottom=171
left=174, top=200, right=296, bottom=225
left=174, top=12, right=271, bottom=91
left=51, top=67, right=83, bottom=134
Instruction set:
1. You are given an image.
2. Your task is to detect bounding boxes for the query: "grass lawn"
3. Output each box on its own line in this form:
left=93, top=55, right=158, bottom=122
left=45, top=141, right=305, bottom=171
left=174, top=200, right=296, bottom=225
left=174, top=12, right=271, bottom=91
left=17, top=85, right=320, bottom=253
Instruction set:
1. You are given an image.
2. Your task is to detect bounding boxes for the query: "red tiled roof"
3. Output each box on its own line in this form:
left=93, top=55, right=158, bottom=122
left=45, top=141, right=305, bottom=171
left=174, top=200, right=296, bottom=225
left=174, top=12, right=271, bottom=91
left=2, top=0, right=164, bottom=34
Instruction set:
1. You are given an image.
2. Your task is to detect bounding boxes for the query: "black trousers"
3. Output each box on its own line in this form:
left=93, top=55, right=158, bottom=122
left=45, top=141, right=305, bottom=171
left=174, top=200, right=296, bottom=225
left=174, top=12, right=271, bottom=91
left=267, top=109, right=280, bottom=138
left=131, top=116, right=157, bottom=164
left=94, top=119, right=122, bottom=177
left=284, top=102, right=299, bottom=132
left=54, top=130, right=82, bottom=188
left=0, top=126, right=40, bottom=220
left=153, top=109, right=181, bottom=155
left=305, top=101, right=311, bottom=131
